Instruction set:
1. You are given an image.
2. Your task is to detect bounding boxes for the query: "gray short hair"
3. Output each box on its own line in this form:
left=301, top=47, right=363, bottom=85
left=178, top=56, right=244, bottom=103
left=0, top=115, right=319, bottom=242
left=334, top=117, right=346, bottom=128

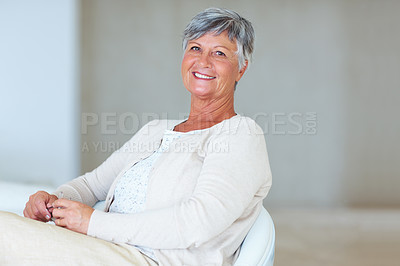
left=182, top=7, right=255, bottom=70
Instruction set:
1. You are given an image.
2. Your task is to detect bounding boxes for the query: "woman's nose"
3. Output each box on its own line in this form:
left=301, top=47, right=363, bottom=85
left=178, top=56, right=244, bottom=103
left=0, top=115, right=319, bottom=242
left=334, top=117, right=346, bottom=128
left=197, top=53, right=211, bottom=68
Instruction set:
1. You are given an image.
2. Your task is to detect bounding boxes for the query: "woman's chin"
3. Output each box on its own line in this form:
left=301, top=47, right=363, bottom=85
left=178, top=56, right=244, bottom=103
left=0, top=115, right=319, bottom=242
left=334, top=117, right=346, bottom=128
left=189, top=87, right=214, bottom=98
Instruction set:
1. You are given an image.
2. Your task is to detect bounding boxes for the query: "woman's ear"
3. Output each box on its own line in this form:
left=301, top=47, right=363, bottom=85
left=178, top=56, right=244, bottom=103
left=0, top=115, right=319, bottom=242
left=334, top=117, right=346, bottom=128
left=236, top=60, right=248, bottom=82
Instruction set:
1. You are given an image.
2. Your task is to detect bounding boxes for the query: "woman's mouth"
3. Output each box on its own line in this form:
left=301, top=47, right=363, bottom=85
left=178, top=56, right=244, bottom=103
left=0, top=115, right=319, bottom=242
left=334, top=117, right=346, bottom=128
left=193, top=72, right=216, bottom=80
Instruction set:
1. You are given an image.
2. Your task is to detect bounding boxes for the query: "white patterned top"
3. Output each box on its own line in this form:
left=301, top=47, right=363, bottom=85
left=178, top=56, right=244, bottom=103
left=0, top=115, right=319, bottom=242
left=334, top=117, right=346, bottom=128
left=109, top=128, right=194, bottom=261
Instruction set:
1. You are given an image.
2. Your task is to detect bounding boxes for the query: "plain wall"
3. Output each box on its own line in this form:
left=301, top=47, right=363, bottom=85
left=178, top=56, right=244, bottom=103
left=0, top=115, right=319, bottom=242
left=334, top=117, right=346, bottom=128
left=340, top=1, right=400, bottom=207
left=0, top=0, right=80, bottom=186
left=80, top=0, right=400, bottom=208
left=2, top=0, right=397, bottom=207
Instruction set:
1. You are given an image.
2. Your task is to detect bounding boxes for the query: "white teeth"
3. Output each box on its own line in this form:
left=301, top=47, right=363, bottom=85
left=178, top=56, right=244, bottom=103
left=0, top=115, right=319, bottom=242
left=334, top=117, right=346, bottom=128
left=194, top=72, right=215, bottom=79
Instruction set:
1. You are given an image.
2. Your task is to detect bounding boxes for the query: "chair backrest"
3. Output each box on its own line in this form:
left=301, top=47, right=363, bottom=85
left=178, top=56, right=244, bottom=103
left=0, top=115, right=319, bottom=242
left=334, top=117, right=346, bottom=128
left=234, top=206, right=275, bottom=266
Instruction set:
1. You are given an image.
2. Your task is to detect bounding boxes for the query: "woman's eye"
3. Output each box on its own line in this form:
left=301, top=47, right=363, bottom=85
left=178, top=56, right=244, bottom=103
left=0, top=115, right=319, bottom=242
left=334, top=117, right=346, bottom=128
left=190, top=46, right=200, bottom=51
left=216, top=51, right=226, bottom=56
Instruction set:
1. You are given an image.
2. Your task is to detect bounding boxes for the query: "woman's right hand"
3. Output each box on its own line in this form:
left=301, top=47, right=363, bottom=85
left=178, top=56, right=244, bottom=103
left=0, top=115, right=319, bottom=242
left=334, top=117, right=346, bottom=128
left=23, top=191, right=58, bottom=222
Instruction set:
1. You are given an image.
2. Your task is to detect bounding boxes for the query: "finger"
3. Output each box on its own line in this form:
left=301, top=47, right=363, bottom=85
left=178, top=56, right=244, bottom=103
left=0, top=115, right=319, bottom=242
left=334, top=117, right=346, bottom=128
left=51, top=207, right=68, bottom=220
left=31, top=203, right=44, bottom=220
left=35, top=199, right=52, bottom=221
left=25, top=196, right=36, bottom=219
left=25, top=205, right=37, bottom=220
left=23, top=208, right=28, bottom=218
left=54, top=218, right=66, bottom=227
left=32, top=208, right=48, bottom=222
left=24, top=204, right=34, bottom=219
left=52, top=198, right=73, bottom=209
left=23, top=202, right=31, bottom=218
left=47, top=195, right=58, bottom=209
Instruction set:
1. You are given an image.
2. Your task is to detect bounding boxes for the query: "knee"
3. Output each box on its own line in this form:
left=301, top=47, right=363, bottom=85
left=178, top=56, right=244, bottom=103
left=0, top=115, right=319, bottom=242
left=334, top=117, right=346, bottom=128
left=0, top=211, right=22, bottom=225
left=0, top=211, right=33, bottom=243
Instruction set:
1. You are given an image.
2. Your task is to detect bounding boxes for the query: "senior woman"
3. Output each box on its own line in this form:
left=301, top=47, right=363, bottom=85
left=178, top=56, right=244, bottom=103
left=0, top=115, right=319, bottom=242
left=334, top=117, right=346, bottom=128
left=0, top=7, right=271, bottom=266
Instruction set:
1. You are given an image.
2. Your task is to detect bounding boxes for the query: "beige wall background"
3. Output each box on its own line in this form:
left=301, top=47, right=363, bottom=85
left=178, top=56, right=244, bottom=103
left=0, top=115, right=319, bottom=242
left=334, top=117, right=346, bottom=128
left=80, top=0, right=400, bottom=208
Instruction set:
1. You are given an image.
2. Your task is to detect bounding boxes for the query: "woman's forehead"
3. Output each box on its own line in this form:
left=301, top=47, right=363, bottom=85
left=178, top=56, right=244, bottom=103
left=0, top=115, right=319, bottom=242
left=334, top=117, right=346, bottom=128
left=188, top=31, right=237, bottom=50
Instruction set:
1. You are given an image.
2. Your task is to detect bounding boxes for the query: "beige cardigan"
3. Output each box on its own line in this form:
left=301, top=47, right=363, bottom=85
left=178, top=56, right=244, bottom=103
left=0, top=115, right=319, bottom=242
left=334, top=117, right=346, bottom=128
left=54, top=115, right=272, bottom=266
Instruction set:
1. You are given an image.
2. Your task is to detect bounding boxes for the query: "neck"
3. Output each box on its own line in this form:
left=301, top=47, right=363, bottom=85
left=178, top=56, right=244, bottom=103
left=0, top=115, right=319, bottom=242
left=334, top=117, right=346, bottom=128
left=187, top=93, right=236, bottom=124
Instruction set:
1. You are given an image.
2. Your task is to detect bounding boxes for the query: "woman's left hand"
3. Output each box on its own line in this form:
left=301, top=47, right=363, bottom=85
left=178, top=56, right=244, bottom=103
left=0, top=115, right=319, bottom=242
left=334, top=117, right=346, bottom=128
left=51, top=199, right=94, bottom=235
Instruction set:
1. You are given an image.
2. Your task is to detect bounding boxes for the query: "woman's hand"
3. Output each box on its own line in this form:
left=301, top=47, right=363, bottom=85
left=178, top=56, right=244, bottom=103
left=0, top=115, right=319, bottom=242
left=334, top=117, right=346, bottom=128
left=24, top=191, right=58, bottom=222
left=51, top=199, right=95, bottom=235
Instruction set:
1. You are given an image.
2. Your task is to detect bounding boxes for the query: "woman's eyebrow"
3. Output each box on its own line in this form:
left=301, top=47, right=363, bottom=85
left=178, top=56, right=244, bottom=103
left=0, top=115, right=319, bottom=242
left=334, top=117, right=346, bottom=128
left=188, top=42, right=230, bottom=51
left=214, top=45, right=230, bottom=50
left=188, top=41, right=201, bottom=46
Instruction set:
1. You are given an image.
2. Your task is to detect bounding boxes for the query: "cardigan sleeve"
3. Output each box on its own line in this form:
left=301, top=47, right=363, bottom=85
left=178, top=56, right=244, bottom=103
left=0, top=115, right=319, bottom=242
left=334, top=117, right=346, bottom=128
left=53, top=120, right=157, bottom=206
left=87, top=118, right=272, bottom=249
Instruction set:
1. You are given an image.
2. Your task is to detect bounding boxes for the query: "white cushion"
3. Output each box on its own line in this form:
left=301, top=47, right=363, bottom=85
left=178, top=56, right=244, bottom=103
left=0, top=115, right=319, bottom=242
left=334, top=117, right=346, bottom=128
left=0, top=181, right=56, bottom=216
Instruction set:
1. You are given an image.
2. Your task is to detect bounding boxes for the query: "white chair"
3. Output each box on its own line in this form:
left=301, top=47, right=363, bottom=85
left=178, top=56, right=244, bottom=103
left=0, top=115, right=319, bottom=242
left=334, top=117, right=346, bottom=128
left=234, top=207, right=275, bottom=266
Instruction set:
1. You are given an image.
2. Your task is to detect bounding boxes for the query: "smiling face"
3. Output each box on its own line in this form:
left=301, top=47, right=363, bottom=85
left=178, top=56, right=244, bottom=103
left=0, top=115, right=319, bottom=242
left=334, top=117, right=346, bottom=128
left=181, top=31, right=247, bottom=100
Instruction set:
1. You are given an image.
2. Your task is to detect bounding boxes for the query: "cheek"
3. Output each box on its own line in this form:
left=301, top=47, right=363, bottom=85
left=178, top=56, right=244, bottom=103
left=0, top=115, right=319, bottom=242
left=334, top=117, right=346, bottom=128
left=216, top=62, right=238, bottom=81
left=181, top=55, right=192, bottom=75
left=181, top=56, right=193, bottom=87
